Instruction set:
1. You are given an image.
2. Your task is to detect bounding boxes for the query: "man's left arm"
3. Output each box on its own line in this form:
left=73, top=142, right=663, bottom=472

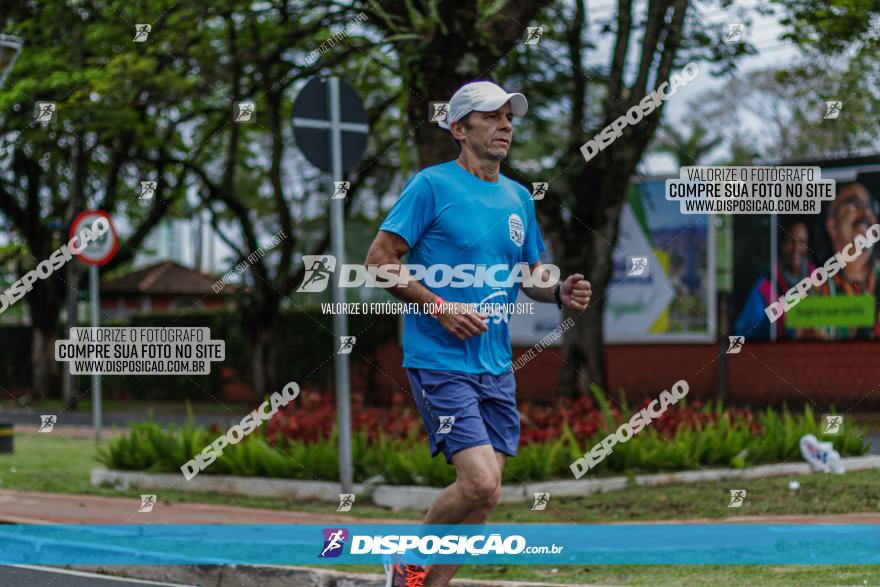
left=520, top=260, right=592, bottom=311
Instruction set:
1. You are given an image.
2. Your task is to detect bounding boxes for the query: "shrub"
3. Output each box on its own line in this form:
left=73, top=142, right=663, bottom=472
left=97, top=387, right=869, bottom=487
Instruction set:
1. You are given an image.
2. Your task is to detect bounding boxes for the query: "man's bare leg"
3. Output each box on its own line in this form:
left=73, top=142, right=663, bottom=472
left=462, top=452, right=505, bottom=523
left=423, top=448, right=506, bottom=587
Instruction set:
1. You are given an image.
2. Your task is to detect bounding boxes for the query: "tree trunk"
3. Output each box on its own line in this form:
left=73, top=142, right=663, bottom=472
left=560, top=244, right=612, bottom=396
left=30, top=326, right=56, bottom=402
left=27, top=281, right=64, bottom=402
left=251, top=325, right=270, bottom=398
left=247, top=288, right=281, bottom=398
left=560, top=152, right=637, bottom=395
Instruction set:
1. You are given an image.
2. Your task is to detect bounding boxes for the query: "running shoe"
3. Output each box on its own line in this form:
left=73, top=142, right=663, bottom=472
left=384, top=562, right=428, bottom=587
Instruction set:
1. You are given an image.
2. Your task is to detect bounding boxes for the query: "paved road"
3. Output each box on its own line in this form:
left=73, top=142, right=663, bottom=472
left=0, top=566, right=194, bottom=586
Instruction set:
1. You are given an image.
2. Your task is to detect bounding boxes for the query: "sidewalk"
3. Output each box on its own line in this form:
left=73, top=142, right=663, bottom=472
left=0, top=489, right=419, bottom=524
left=2, top=488, right=879, bottom=525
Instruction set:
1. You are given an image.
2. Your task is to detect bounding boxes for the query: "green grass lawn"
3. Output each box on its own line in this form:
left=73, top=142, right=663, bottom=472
left=4, top=434, right=880, bottom=522
left=2, top=434, right=879, bottom=586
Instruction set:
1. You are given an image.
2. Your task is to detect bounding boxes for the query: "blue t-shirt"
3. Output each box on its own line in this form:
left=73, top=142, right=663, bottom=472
left=379, top=160, right=546, bottom=375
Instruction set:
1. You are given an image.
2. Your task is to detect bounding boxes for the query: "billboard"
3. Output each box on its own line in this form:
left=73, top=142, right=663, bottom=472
left=731, top=156, right=880, bottom=341
left=510, top=179, right=716, bottom=345
left=603, top=180, right=716, bottom=343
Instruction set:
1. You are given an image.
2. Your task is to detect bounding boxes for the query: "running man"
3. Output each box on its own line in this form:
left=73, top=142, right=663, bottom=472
left=364, top=81, right=591, bottom=587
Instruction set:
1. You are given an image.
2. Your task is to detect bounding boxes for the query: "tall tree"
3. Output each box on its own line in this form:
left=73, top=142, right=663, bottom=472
left=144, top=0, right=398, bottom=396
left=362, top=0, right=748, bottom=393
left=0, top=0, right=190, bottom=400
left=772, top=0, right=880, bottom=157
left=364, top=0, right=555, bottom=166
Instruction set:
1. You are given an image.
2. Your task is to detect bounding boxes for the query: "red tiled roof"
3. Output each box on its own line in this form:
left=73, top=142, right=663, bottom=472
left=101, top=261, right=232, bottom=295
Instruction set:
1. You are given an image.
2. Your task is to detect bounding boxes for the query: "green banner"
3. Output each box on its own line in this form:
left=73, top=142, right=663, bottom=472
left=786, top=295, right=876, bottom=328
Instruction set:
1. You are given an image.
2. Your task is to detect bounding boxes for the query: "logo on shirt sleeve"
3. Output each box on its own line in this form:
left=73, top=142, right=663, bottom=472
left=508, top=214, right=525, bottom=246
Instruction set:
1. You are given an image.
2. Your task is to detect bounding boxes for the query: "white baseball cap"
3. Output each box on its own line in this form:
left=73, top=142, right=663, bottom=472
left=437, top=81, right=528, bottom=130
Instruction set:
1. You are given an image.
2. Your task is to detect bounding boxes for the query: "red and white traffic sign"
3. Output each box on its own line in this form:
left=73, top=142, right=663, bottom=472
left=69, top=210, right=118, bottom=266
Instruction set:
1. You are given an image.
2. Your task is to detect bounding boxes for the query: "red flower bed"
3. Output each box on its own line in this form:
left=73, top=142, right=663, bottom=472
left=262, top=388, right=760, bottom=446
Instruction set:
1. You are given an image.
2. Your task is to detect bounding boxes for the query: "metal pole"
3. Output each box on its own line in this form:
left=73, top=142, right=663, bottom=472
left=328, top=77, right=353, bottom=492
left=718, top=292, right=728, bottom=402
left=63, top=261, right=77, bottom=408
left=716, top=215, right=731, bottom=403
left=89, top=265, right=102, bottom=443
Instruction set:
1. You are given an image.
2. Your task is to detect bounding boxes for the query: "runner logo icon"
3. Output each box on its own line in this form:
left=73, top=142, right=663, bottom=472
left=319, top=528, right=349, bottom=558
left=726, top=336, right=744, bottom=354
left=133, top=24, right=151, bottom=42
left=39, top=415, right=57, bottom=432
left=531, top=492, right=550, bottom=510
left=531, top=182, right=548, bottom=200
left=525, top=27, right=543, bottom=44
left=337, top=494, right=355, bottom=512
left=337, top=336, right=356, bottom=355
left=138, top=494, right=157, bottom=512
left=437, top=416, right=455, bottom=434
left=628, top=256, right=648, bottom=277
left=728, top=489, right=747, bottom=508
left=823, top=415, right=843, bottom=435
left=824, top=101, right=842, bottom=120
left=725, top=23, right=744, bottom=42
left=298, top=255, right=337, bottom=292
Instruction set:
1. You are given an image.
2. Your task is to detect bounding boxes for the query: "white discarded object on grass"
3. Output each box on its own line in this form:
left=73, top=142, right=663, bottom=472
left=788, top=480, right=800, bottom=490
left=799, top=434, right=844, bottom=474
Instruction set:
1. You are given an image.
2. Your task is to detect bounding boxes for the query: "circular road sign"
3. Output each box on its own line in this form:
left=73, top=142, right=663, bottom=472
left=69, top=210, right=118, bottom=266
left=292, top=77, right=369, bottom=174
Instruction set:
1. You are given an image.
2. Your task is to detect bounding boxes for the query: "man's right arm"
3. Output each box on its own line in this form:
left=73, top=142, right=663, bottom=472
left=364, top=230, right=487, bottom=340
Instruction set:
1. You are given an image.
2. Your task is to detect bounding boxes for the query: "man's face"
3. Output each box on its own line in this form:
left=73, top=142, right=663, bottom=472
left=453, top=101, right=514, bottom=161
left=827, top=184, right=877, bottom=250
left=781, top=222, right=808, bottom=274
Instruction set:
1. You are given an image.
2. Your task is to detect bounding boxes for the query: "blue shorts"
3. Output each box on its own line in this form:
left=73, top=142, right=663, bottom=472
left=405, top=368, right=520, bottom=464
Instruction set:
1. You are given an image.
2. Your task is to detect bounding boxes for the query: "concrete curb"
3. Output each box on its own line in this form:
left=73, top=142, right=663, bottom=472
left=92, top=455, right=880, bottom=511
left=91, top=469, right=367, bottom=500
left=67, top=565, right=608, bottom=587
